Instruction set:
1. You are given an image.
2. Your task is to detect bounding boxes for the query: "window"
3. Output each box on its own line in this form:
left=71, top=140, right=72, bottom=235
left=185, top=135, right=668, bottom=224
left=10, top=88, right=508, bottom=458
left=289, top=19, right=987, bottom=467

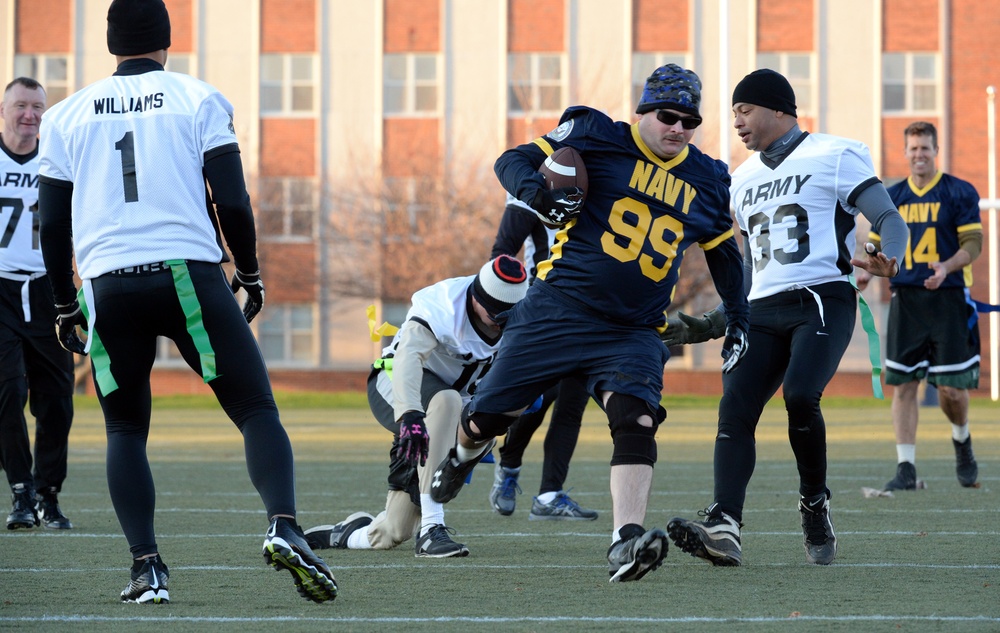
left=384, top=53, right=440, bottom=115
left=257, top=178, right=317, bottom=241
left=508, top=53, right=566, bottom=116
left=756, top=53, right=814, bottom=114
left=260, top=54, right=316, bottom=115
left=165, top=54, right=195, bottom=76
left=383, top=177, right=432, bottom=229
left=258, top=304, right=316, bottom=364
left=14, top=54, right=70, bottom=105
left=882, top=52, right=938, bottom=114
left=632, top=53, right=688, bottom=112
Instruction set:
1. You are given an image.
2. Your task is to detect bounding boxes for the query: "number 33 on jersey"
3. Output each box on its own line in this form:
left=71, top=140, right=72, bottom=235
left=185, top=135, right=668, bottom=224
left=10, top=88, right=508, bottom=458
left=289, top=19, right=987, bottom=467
left=731, top=133, right=879, bottom=301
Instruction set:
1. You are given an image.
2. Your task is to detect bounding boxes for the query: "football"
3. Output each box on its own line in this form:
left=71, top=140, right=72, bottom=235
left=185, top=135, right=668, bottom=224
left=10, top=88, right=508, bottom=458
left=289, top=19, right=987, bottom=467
left=538, top=147, right=588, bottom=203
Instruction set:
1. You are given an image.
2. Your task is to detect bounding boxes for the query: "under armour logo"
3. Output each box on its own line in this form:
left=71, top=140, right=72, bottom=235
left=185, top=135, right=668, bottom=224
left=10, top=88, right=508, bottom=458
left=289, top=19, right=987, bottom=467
left=432, top=471, right=442, bottom=488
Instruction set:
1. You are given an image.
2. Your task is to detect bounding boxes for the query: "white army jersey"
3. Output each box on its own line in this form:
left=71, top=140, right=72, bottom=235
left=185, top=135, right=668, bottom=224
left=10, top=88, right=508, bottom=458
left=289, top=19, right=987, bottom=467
left=38, top=70, right=238, bottom=279
left=380, top=275, right=501, bottom=402
left=731, top=133, right=877, bottom=301
left=0, top=144, right=42, bottom=272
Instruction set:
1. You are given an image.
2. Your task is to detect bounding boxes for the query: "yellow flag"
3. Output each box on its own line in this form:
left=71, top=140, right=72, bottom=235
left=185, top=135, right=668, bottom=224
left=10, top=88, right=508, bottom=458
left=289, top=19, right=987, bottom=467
left=366, top=304, right=399, bottom=342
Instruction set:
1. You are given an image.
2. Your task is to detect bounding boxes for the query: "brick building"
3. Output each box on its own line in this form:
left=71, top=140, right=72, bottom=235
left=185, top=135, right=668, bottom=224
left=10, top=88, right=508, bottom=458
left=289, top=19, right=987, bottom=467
left=1, top=0, right=998, bottom=397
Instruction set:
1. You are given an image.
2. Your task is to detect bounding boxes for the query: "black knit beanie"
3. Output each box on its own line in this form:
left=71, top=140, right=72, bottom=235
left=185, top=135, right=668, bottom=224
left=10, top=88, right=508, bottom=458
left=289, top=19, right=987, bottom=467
left=732, top=69, right=797, bottom=117
left=107, top=0, right=171, bottom=56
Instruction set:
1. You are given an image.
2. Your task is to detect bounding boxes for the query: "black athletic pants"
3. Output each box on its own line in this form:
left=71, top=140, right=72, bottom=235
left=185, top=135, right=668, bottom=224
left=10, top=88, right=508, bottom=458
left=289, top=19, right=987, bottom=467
left=713, top=281, right=855, bottom=523
left=0, top=276, right=74, bottom=493
left=89, top=261, right=296, bottom=558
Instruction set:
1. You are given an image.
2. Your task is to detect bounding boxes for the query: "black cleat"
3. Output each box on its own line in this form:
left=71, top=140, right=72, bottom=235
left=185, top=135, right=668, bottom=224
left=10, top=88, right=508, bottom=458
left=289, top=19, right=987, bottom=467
left=263, top=517, right=338, bottom=603
left=35, top=489, right=73, bottom=529
left=799, top=493, right=837, bottom=565
left=607, top=524, right=668, bottom=582
left=953, top=437, right=979, bottom=487
left=6, top=484, right=39, bottom=530
left=120, top=555, right=170, bottom=604
left=884, top=461, right=917, bottom=491
left=667, top=510, right=742, bottom=566
left=414, top=524, right=470, bottom=558
left=429, top=439, right=496, bottom=503
left=304, top=512, right=374, bottom=549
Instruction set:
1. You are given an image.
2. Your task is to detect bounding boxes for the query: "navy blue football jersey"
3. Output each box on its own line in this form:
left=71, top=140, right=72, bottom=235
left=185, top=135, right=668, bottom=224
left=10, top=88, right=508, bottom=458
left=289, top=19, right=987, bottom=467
left=495, top=106, right=740, bottom=329
left=880, top=172, right=981, bottom=289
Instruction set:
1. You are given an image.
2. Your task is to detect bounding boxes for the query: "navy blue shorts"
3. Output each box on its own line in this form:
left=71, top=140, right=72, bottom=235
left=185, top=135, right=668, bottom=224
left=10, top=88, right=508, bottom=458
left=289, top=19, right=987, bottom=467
left=469, top=281, right=669, bottom=416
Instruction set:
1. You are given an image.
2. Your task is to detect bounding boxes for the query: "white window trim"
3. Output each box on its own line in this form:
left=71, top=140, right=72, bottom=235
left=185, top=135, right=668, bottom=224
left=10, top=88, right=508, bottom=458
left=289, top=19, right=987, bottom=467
left=508, top=53, right=568, bottom=117
left=260, top=53, right=318, bottom=117
left=881, top=52, right=941, bottom=116
left=13, top=54, right=72, bottom=103
left=383, top=53, right=442, bottom=117
left=258, top=177, right=318, bottom=242
left=756, top=52, right=816, bottom=117
left=259, top=304, right=318, bottom=367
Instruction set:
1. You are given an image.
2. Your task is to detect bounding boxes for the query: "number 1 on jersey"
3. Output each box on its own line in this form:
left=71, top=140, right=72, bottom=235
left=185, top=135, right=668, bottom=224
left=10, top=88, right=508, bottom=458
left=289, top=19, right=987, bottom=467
left=114, top=131, right=139, bottom=202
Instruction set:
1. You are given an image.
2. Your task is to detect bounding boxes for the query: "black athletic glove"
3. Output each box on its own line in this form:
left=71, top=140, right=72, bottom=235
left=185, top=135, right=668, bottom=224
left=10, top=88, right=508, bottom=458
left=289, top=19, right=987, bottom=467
left=720, top=326, right=749, bottom=374
left=661, top=308, right=726, bottom=346
left=397, top=411, right=430, bottom=467
left=230, top=269, right=265, bottom=323
left=530, top=187, right=584, bottom=226
left=54, top=300, right=88, bottom=355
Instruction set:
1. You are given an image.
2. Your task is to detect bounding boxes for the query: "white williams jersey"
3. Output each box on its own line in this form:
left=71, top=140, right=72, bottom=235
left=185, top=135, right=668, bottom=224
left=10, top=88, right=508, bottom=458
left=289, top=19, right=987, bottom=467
left=38, top=70, right=238, bottom=279
left=731, top=133, right=878, bottom=301
left=0, top=142, right=43, bottom=272
left=381, top=275, right=501, bottom=402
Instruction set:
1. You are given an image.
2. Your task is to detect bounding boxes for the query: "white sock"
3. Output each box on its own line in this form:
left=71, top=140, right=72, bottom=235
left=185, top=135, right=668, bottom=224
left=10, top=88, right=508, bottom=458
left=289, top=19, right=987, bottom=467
left=536, top=490, right=559, bottom=504
left=896, top=444, right=916, bottom=464
left=612, top=527, right=623, bottom=544
left=346, top=525, right=373, bottom=549
left=419, top=495, right=445, bottom=536
left=455, top=442, right=488, bottom=464
left=952, top=423, right=970, bottom=442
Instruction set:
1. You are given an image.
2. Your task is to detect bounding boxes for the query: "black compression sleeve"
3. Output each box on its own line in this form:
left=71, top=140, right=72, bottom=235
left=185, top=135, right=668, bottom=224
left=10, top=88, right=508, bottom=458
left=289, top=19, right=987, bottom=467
left=203, top=145, right=259, bottom=273
left=38, top=176, right=79, bottom=305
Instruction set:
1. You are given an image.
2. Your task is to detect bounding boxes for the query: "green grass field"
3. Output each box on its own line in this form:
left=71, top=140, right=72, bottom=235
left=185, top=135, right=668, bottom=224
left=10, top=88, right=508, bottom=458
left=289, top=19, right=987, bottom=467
left=1, top=394, right=998, bottom=632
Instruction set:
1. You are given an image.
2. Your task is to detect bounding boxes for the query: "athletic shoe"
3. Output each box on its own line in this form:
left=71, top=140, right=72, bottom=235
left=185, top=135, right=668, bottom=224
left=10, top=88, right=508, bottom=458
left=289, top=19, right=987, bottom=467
left=799, top=493, right=837, bottom=565
left=953, top=437, right=979, bottom=487
left=884, top=461, right=917, bottom=491
left=667, top=509, right=742, bottom=566
left=35, top=489, right=73, bottom=529
left=6, top=484, right=38, bottom=530
left=489, top=464, right=521, bottom=515
left=120, top=555, right=170, bottom=604
left=414, top=524, right=470, bottom=558
left=263, top=516, right=339, bottom=603
left=304, top=512, right=374, bottom=550
left=429, top=438, right=496, bottom=503
left=607, top=524, right=668, bottom=582
left=528, top=492, right=598, bottom=521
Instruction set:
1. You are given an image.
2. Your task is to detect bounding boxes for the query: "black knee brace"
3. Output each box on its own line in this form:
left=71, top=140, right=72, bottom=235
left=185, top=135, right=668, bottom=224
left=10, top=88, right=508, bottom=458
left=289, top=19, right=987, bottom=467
left=460, top=406, right=516, bottom=442
left=606, top=393, right=663, bottom=467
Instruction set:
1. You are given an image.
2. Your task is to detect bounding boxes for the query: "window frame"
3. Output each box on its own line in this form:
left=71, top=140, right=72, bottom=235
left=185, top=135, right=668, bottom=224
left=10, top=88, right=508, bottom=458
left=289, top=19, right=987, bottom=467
left=257, top=303, right=318, bottom=366
left=881, top=52, right=940, bottom=115
left=257, top=177, right=319, bottom=242
left=13, top=54, right=71, bottom=105
left=383, top=53, right=442, bottom=117
left=507, top=52, right=568, bottom=117
left=755, top=52, right=816, bottom=117
left=260, top=53, right=318, bottom=117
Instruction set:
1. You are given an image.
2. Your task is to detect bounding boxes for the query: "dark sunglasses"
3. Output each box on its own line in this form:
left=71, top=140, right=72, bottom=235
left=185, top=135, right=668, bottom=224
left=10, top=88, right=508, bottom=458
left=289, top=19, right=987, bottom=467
left=656, top=109, right=702, bottom=130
